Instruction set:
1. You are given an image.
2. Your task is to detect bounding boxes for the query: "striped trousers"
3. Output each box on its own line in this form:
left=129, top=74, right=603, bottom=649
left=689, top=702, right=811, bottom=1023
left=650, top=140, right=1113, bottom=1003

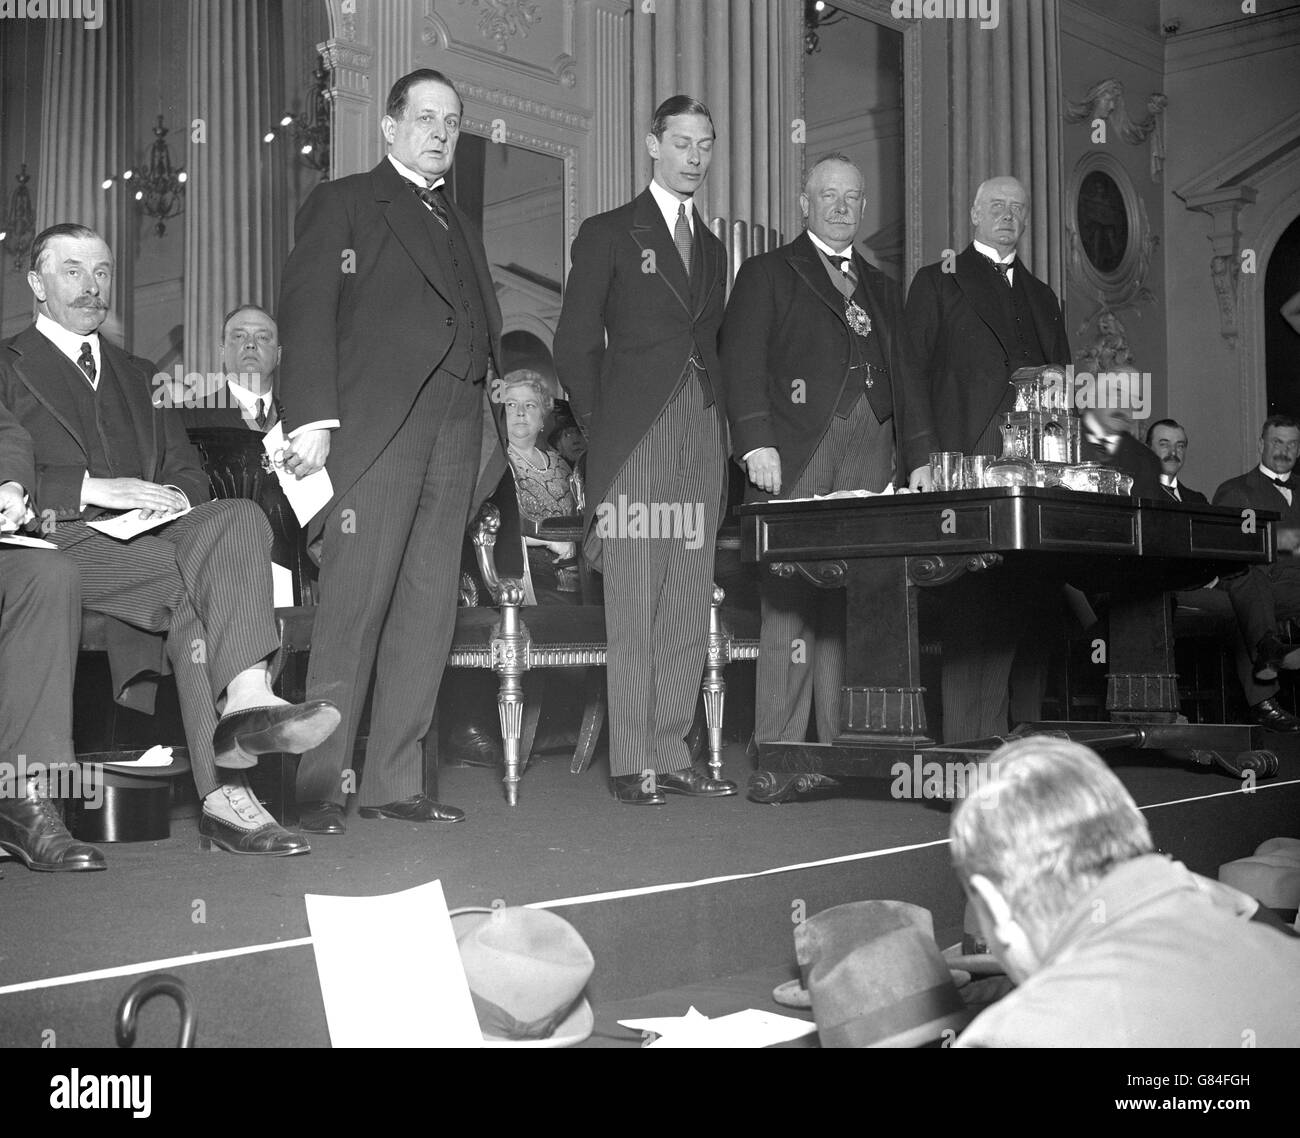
left=597, top=373, right=726, bottom=778
left=53, top=499, right=281, bottom=798
left=756, top=395, right=894, bottom=743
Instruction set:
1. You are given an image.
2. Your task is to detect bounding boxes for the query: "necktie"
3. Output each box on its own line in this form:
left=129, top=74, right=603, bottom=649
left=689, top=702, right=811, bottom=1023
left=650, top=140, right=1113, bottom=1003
left=1165, top=483, right=1181, bottom=502
left=254, top=398, right=269, bottom=431
left=994, top=260, right=1013, bottom=287
left=411, top=180, right=450, bottom=230
left=77, top=342, right=96, bottom=386
left=839, top=257, right=858, bottom=295
left=674, top=202, right=693, bottom=276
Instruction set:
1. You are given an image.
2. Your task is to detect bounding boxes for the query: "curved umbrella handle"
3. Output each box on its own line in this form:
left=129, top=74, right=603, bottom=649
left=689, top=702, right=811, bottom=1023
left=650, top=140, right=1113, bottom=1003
left=115, top=973, right=196, bottom=1048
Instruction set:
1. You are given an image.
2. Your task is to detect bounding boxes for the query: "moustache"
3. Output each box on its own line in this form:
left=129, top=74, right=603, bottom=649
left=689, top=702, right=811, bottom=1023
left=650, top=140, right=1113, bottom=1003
left=75, top=298, right=108, bottom=308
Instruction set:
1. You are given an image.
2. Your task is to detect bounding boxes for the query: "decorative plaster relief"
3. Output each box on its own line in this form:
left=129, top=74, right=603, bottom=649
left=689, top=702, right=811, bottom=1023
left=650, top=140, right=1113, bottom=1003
left=1065, top=78, right=1167, bottom=182
left=460, top=0, right=541, bottom=53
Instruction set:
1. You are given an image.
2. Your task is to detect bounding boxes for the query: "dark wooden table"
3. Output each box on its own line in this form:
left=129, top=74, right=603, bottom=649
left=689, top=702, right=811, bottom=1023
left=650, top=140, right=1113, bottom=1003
left=738, top=487, right=1280, bottom=802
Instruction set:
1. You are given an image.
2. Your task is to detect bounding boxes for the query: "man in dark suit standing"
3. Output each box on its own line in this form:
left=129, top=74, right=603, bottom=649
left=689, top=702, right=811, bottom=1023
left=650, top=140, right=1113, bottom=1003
left=906, top=176, right=1072, bottom=742
left=554, top=95, right=735, bottom=805
left=719, top=153, right=935, bottom=744
left=1213, top=416, right=1300, bottom=705
left=277, top=69, right=506, bottom=833
left=0, top=223, right=339, bottom=857
left=0, top=407, right=105, bottom=871
left=1145, top=419, right=1208, bottom=504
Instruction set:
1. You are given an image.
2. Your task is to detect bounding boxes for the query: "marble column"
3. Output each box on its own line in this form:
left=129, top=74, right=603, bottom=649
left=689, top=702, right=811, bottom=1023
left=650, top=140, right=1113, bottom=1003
left=183, top=0, right=287, bottom=375
left=37, top=0, right=134, bottom=346
left=630, top=0, right=800, bottom=264
left=948, top=0, right=1065, bottom=296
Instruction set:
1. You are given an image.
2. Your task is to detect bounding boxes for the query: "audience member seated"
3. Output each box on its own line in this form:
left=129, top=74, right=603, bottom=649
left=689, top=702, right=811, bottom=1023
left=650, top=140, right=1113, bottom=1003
left=950, top=736, right=1300, bottom=1047
left=1212, top=414, right=1300, bottom=687
left=1144, top=419, right=1296, bottom=729
left=0, top=422, right=105, bottom=872
left=1078, top=406, right=1163, bottom=499
left=1144, top=417, right=1207, bottom=503
left=549, top=423, right=588, bottom=468
left=0, top=223, right=341, bottom=858
left=499, top=369, right=582, bottom=605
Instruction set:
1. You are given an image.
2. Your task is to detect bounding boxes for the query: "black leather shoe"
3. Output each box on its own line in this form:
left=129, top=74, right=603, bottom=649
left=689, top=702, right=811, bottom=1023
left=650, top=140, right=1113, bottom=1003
left=0, top=783, right=106, bottom=872
left=198, top=811, right=311, bottom=855
left=1248, top=697, right=1300, bottom=733
left=444, top=722, right=503, bottom=769
left=298, top=800, right=346, bottom=834
left=658, top=766, right=739, bottom=798
left=213, top=700, right=341, bottom=769
left=609, top=774, right=666, bottom=806
left=358, top=795, right=465, bottom=823
left=1252, top=634, right=1300, bottom=683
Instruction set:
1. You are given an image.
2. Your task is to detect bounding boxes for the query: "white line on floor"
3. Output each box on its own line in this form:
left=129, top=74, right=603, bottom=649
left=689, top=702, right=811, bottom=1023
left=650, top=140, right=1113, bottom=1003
left=3, top=777, right=1295, bottom=996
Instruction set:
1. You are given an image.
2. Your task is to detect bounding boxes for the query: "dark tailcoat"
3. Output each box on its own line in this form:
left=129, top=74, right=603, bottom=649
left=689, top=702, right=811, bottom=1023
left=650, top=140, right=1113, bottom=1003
left=553, top=188, right=728, bottom=548
left=277, top=158, right=506, bottom=544
left=1164, top=482, right=1208, bottom=505
left=719, top=231, right=936, bottom=500
left=906, top=244, right=1072, bottom=454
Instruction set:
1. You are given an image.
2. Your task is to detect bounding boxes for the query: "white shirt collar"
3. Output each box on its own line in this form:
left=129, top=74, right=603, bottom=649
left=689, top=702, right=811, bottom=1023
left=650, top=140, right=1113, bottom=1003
left=388, top=153, right=445, bottom=191
left=226, top=377, right=272, bottom=419
left=807, top=231, right=855, bottom=263
left=1259, top=463, right=1292, bottom=484
left=1160, top=474, right=1179, bottom=489
left=973, top=239, right=1015, bottom=266
left=648, top=179, right=693, bottom=236
left=35, top=312, right=101, bottom=389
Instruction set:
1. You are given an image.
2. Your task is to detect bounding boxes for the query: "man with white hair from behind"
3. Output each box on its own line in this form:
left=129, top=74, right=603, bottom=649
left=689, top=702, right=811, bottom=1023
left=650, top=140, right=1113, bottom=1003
left=949, top=736, right=1300, bottom=1047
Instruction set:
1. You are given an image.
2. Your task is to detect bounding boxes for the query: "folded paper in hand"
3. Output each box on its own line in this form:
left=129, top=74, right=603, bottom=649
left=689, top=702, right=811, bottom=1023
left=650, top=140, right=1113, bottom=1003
left=87, top=505, right=193, bottom=541
left=263, top=423, right=333, bottom=526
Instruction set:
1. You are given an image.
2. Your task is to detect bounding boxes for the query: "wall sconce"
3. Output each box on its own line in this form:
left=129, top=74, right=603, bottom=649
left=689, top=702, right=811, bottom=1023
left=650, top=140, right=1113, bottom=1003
left=264, top=55, right=332, bottom=176
left=804, top=0, right=845, bottom=54
left=0, top=163, right=35, bottom=269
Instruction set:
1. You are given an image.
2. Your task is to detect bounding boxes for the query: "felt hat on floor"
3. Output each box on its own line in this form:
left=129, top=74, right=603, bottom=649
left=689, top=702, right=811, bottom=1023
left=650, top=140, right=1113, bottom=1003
left=1218, top=854, right=1300, bottom=915
left=449, top=907, right=595, bottom=1048
left=776, top=901, right=971, bottom=1047
left=1253, top=837, right=1300, bottom=865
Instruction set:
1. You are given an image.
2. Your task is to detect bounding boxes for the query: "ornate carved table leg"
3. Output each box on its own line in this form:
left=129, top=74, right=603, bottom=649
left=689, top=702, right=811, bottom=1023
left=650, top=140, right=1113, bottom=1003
left=491, top=582, right=529, bottom=807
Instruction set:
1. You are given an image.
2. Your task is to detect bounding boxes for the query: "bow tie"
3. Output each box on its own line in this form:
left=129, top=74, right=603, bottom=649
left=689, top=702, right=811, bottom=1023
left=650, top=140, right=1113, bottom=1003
left=1270, top=475, right=1293, bottom=491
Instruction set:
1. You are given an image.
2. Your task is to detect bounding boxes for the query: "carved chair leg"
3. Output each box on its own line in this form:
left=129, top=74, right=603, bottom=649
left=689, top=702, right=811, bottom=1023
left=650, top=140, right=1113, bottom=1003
left=702, top=584, right=730, bottom=782
left=497, top=668, right=525, bottom=808
left=493, top=586, right=530, bottom=806
left=570, top=666, right=607, bottom=775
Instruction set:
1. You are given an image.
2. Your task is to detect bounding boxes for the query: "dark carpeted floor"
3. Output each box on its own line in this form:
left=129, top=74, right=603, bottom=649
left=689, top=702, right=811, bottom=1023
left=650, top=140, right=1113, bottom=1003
left=2, top=739, right=1297, bottom=1047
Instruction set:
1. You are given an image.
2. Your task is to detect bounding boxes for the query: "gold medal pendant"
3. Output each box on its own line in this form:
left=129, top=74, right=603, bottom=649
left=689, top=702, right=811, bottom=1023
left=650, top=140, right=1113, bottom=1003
left=845, top=298, right=872, bottom=336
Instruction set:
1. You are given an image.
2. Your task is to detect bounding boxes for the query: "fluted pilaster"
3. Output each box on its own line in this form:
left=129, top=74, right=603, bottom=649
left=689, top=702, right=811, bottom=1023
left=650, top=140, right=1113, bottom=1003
left=590, top=0, right=632, bottom=216
left=949, top=0, right=1064, bottom=296
left=184, top=0, right=286, bottom=374
left=631, top=0, right=799, bottom=249
left=37, top=0, right=133, bottom=345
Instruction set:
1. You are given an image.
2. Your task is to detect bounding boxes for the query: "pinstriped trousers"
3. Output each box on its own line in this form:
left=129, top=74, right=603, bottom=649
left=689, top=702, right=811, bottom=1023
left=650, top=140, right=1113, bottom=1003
left=756, top=395, right=894, bottom=744
left=296, top=368, right=482, bottom=808
left=598, top=372, right=726, bottom=778
left=52, top=499, right=281, bottom=798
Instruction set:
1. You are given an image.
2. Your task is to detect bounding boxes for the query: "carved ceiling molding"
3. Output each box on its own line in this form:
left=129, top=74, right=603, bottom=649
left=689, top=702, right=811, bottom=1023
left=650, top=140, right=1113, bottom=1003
left=457, top=83, right=589, bottom=132
left=423, top=1, right=578, bottom=89
left=459, top=0, right=542, bottom=53
left=1065, top=78, right=1167, bottom=183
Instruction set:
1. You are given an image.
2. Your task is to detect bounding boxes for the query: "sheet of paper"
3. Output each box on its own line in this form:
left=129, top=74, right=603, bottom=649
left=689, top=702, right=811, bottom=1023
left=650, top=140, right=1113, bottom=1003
left=263, top=422, right=333, bottom=526
left=87, top=505, right=192, bottom=541
left=773, top=485, right=897, bottom=504
left=0, top=533, right=58, bottom=549
left=271, top=561, right=294, bottom=608
left=305, top=879, right=483, bottom=1048
left=618, top=1006, right=817, bottom=1048
left=102, top=745, right=175, bottom=770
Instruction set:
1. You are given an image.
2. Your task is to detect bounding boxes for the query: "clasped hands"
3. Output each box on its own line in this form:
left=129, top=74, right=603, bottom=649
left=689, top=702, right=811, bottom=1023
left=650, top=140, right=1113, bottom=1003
left=743, top=448, right=931, bottom=495
left=82, top=477, right=188, bottom=521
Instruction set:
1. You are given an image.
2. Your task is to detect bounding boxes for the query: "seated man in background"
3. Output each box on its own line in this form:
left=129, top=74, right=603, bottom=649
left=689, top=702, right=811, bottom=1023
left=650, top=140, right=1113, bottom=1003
left=1213, top=415, right=1300, bottom=684
left=1144, top=418, right=1207, bottom=503
left=0, top=223, right=340, bottom=857
left=950, top=736, right=1300, bottom=1047
left=0, top=412, right=104, bottom=872
left=178, top=304, right=283, bottom=433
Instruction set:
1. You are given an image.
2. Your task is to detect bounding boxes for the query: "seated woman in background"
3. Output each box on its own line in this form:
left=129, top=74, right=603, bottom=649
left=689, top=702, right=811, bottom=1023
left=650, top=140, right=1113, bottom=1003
left=499, top=370, right=582, bottom=603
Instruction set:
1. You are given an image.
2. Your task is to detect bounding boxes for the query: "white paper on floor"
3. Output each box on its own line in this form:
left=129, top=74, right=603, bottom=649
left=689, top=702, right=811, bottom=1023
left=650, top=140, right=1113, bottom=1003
left=304, top=879, right=483, bottom=1048
left=619, top=1006, right=817, bottom=1047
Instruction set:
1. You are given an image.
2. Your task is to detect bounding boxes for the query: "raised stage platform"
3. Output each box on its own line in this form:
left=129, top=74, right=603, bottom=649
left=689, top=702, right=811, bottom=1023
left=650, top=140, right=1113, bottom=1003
left=2, top=735, right=1297, bottom=1051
